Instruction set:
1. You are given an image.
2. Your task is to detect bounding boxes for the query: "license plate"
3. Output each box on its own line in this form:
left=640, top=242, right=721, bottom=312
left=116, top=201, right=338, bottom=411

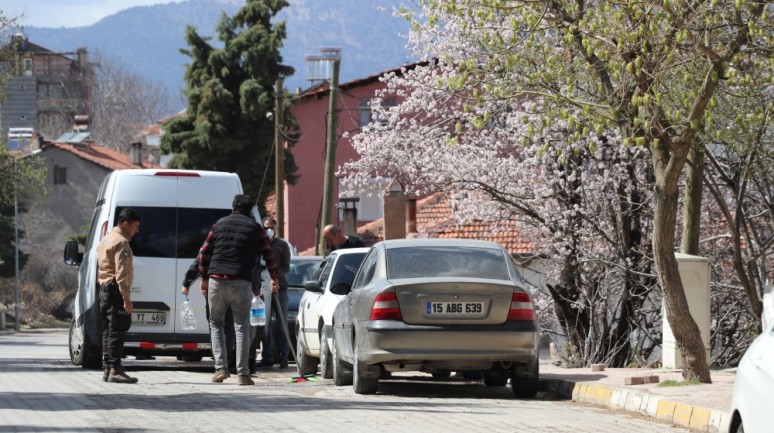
left=426, top=301, right=485, bottom=317
left=132, top=311, right=167, bottom=326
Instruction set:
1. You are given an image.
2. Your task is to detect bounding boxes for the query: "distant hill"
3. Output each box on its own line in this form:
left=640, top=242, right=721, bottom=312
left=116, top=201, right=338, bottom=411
left=20, top=0, right=415, bottom=109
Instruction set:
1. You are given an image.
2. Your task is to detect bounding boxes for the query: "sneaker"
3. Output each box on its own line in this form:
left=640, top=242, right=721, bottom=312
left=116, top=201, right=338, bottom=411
left=212, top=368, right=230, bottom=383
left=279, top=361, right=289, bottom=369
left=255, top=360, right=274, bottom=370
left=108, top=367, right=138, bottom=384
left=238, top=375, right=255, bottom=386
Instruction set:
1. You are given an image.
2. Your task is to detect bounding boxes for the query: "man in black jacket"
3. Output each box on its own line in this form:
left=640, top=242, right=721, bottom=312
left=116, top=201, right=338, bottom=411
left=197, top=194, right=278, bottom=386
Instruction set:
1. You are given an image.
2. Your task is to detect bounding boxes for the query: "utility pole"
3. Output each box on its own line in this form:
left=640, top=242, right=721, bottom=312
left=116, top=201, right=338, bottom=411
left=274, top=79, right=285, bottom=238
left=318, top=59, right=340, bottom=255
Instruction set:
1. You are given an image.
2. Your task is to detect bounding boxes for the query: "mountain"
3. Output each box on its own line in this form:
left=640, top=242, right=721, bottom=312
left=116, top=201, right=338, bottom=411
left=19, top=0, right=416, bottom=108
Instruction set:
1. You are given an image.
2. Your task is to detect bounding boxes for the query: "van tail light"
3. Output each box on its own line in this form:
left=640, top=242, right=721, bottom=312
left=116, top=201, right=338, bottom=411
left=154, top=171, right=200, bottom=177
left=507, top=292, right=535, bottom=321
left=370, top=291, right=402, bottom=321
left=99, top=220, right=108, bottom=240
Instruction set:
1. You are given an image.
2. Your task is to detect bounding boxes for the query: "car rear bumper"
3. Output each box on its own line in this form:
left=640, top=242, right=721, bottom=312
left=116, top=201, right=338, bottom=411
left=359, top=320, right=538, bottom=365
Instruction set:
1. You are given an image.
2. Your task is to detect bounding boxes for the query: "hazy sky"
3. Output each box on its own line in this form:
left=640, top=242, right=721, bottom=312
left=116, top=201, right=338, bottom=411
left=3, top=0, right=186, bottom=28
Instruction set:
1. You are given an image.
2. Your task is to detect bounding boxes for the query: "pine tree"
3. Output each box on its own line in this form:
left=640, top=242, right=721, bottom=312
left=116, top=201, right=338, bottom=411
left=161, top=0, right=297, bottom=210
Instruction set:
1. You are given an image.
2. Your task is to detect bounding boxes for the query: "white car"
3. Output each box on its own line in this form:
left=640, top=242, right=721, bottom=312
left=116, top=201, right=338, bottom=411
left=295, top=247, right=369, bottom=377
left=729, top=321, right=774, bottom=433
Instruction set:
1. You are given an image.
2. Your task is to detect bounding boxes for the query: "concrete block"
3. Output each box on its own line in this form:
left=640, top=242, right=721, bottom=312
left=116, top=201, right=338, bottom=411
left=645, top=396, right=662, bottom=418
left=673, top=403, right=694, bottom=427
left=624, top=393, right=643, bottom=412
left=624, top=376, right=645, bottom=385
left=689, top=406, right=712, bottom=431
left=591, top=363, right=605, bottom=372
left=611, top=389, right=625, bottom=408
left=644, top=375, right=660, bottom=384
left=656, top=399, right=677, bottom=421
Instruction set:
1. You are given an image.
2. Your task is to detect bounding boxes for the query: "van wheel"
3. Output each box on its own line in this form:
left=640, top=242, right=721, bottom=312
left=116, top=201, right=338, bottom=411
left=181, top=355, right=203, bottom=362
left=69, top=319, right=101, bottom=369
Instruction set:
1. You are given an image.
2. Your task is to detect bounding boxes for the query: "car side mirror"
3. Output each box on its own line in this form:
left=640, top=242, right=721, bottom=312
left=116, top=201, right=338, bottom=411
left=330, top=282, right=351, bottom=296
left=63, top=240, right=82, bottom=266
left=303, top=280, right=324, bottom=294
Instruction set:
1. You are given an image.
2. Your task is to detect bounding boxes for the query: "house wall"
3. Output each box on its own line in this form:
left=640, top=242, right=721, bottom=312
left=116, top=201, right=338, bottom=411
left=288, top=80, right=389, bottom=252
left=21, top=146, right=110, bottom=284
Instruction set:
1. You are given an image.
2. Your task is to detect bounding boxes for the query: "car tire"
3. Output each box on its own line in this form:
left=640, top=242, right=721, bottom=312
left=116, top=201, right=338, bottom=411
left=483, top=371, right=509, bottom=387
left=353, top=340, right=378, bottom=395
left=332, top=331, right=352, bottom=386
left=511, top=362, right=539, bottom=398
left=319, top=331, right=333, bottom=379
left=69, top=319, right=101, bottom=369
left=295, top=331, right=318, bottom=376
left=734, top=419, right=745, bottom=433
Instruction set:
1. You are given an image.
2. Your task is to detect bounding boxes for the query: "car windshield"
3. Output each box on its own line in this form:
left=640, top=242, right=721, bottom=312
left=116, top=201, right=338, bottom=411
left=386, top=246, right=510, bottom=281
left=287, top=259, right=324, bottom=287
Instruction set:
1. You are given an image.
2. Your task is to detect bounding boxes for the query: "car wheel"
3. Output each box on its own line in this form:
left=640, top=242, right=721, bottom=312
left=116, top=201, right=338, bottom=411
left=353, top=340, right=379, bottom=395
left=483, top=371, right=509, bottom=387
left=69, top=319, right=101, bottom=369
left=332, top=331, right=353, bottom=386
left=735, top=419, right=745, bottom=433
left=511, top=362, right=539, bottom=398
left=319, top=331, right=333, bottom=379
left=295, top=331, right=318, bottom=376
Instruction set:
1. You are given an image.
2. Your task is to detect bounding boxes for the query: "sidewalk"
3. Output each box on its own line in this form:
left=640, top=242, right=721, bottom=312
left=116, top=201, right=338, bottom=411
left=539, top=362, right=734, bottom=433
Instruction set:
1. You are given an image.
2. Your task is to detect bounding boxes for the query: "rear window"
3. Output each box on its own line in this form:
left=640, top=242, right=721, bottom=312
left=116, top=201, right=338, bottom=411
left=116, top=206, right=230, bottom=258
left=387, top=246, right=510, bottom=280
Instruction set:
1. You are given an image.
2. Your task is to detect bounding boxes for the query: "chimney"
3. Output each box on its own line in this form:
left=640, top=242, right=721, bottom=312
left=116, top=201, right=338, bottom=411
left=130, top=142, right=143, bottom=166
left=340, top=197, right=359, bottom=237
left=11, top=33, right=25, bottom=50
left=382, top=180, right=407, bottom=240
left=73, top=115, right=90, bottom=132
left=406, top=198, right=417, bottom=234
left=76, top=47, right=88, bottom=71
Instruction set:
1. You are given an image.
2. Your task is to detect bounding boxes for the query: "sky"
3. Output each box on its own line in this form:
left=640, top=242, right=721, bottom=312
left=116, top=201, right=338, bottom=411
left=2, top=0, right=186, bottom=28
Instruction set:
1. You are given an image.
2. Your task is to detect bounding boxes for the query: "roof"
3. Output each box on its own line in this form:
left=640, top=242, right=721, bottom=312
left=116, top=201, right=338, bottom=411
left=297, top=61, right=426, bottom=101
left=43, top=141, right=160, bottom=171
left=356, top=193, right=533, bottom=255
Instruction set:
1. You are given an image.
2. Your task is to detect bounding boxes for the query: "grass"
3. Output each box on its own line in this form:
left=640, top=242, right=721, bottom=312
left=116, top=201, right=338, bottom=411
left=659, top=379, right=703, bottom=387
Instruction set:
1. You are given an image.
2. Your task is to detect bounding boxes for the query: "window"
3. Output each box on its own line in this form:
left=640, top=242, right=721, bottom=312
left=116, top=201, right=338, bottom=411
left=115, top=206, right=231, bottom=258
left=359, top=98, right=395, bottom=127
left=352, top=249, right=378, bottom=291
left=54, top=166, right=67, bottom=184
left=23, top=58, right=32, bottom=76
left=339, top=177, right=385, bottom=221
left=386, top=246, right=511, bottom=280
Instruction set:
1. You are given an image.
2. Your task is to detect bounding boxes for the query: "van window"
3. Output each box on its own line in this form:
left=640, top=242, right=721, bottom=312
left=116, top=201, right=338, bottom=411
left=116, top=206, right=230, bottom=258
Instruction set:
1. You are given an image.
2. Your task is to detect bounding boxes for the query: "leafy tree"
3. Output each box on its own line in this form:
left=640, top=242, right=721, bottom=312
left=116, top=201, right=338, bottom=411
left=343, top=61, right=660, bottom=367
left=372, top=0, right=773, bottom=383
left=160, top=0, right=298, bottom=209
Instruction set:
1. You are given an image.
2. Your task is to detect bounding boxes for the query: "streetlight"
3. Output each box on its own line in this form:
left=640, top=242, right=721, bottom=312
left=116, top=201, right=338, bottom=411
left=13, top=149, right=41, bottom=331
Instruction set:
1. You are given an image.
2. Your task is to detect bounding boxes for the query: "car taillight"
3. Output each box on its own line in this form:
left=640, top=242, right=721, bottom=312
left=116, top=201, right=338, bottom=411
left=507, top=292, right=535, bottom=321
left=370, top=291, right=402, bottom=321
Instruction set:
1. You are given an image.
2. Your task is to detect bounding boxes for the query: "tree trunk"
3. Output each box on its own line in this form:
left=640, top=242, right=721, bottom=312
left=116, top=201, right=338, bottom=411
left=681, top=144, right=704, bottom=255
left=651, top=144, right=712, bottom=383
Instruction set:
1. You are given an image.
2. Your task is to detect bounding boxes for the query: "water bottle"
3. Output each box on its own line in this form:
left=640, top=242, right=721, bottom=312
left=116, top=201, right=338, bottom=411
left=180, top=297, right=197, bottom=330
left=250, top=296, right=266, bottom=327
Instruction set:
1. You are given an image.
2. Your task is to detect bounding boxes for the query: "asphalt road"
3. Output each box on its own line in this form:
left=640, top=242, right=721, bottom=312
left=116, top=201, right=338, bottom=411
left=0, top=329, right=696, bottom=433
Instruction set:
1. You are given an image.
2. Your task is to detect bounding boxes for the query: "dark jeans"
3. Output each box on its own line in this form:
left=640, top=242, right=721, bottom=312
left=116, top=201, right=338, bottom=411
left=100, top=282, right=131, bottom=368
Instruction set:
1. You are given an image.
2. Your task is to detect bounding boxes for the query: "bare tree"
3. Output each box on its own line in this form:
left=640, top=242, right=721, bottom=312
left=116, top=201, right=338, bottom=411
left=89, top=49, right=180, bottom=151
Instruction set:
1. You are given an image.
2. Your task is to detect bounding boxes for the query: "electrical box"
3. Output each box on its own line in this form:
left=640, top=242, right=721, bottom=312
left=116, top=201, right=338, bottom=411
left=662, top=253, right=711, bottom=370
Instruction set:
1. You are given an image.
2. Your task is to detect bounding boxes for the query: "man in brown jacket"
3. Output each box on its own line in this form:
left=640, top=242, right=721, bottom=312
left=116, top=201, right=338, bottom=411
left=97, top=207, right=141, bottom=383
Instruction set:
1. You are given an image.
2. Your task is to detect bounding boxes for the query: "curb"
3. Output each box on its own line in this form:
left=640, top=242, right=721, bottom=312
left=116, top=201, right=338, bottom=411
left=539, top=378, right=731, bottom=432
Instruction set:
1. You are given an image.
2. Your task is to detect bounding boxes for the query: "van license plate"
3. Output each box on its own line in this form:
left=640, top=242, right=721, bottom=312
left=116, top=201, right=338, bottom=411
left=132, top=311, right=167, bottom=326
left=426, top=302, right=485, bottom=317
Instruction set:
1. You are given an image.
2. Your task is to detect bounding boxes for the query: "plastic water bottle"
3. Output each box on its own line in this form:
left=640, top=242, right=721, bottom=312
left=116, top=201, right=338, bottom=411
left=180, top=297, right=196, bottom=330
left=250, top=296, right=266, bottom=327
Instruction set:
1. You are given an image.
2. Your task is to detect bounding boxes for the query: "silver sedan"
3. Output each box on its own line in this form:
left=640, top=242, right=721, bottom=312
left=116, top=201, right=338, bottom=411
left=331, top=238, right=539, bottom=396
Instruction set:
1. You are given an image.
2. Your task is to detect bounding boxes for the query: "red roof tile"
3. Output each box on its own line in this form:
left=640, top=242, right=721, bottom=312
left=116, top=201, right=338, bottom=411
left=44, top=141, right=159, bottom=171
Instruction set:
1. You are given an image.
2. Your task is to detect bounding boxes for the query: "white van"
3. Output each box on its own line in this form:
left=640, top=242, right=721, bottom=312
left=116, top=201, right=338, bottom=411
left=64, top=169, right=243, bottom=369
